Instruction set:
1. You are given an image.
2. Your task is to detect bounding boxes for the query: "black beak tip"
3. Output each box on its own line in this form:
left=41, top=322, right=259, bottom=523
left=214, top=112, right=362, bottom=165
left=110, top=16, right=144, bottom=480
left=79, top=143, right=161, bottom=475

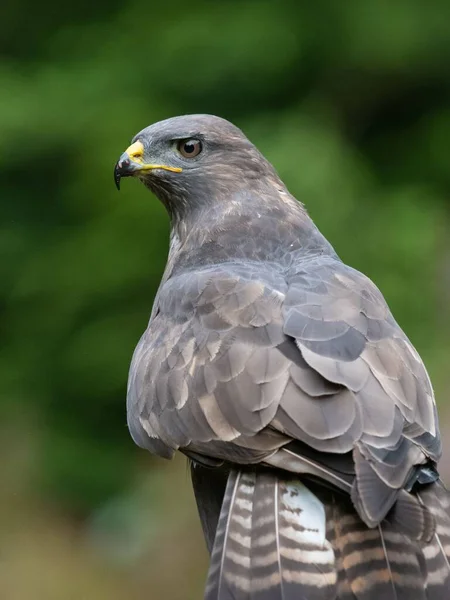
left=114, top=162, right=122, bottom=191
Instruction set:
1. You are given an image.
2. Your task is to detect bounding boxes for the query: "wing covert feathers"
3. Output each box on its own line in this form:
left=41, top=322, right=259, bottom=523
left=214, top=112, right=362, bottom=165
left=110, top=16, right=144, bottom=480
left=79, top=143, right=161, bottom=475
left=204, top=471, right=450, bottom=600
left=130, top=265, right=441, bottom=529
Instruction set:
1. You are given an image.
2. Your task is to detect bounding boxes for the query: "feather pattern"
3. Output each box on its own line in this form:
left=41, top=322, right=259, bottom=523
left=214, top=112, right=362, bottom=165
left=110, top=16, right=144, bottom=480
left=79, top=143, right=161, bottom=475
left=128, top=259, right=441, bottom=530
left=417, top=482, right=450, bottom=598
left=205, top=470, right=337, bottom=600
left=202, top=471, right=450, bottom=599
left=322, top=484, right=450, bottom=600
left=122, top=115, right=450, bottom=600
left=205, top=470, right=255, bottom=600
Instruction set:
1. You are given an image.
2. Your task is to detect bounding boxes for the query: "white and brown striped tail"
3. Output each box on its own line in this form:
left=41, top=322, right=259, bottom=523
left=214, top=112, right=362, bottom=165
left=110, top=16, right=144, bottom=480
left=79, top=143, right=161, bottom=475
left=204, top=470, right=450, bottom=600
left=328, top=481, right=450, bottom=600
left=204, top=470, right=336, bottom=599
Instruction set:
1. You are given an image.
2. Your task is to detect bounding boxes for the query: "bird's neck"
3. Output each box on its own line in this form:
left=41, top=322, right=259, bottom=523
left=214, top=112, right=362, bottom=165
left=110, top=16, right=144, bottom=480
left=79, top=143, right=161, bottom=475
left=166, top=186, right=337, bottom=276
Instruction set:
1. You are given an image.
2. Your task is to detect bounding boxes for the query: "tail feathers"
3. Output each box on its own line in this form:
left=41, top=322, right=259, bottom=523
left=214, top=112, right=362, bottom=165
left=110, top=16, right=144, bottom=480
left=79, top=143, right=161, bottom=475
left=417, top=481, right=450, bottom=598
left=386, top=489, right=435, bottom=542
left=204, top=469, right=336, bottom=600
left=249, top=472, right=336, bottom=600
left=329, top=495, right=429, bottom=599
left=328, top=482, right=450, bottom=600
left=326, top=510, right=357, bottom=600
left=204, top=472, right=450, bottom=600
left=205, top=470, right=255, bottom=600
left=191, top=463, right=229, bottom=554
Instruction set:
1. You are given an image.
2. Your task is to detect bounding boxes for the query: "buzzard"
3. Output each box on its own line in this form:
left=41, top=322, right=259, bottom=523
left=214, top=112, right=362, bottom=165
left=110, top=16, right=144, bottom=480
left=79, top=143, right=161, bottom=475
left=115, top=115, right=450, bottom=599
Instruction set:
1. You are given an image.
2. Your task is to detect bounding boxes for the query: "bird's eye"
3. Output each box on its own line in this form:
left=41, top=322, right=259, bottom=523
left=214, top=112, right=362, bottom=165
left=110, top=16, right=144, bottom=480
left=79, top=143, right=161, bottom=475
left=177, top=139, right=203, bottom=158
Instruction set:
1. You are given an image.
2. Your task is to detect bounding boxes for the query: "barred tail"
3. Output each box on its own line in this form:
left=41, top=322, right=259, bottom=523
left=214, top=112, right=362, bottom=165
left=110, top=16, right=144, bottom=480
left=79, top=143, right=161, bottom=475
left=204, top=469, right=336, bottom=600
left=327, top=481, right=450, bottom=599
left=202, top=470, right=450, bottom=600
left=419, top=481, right=450, bottom=598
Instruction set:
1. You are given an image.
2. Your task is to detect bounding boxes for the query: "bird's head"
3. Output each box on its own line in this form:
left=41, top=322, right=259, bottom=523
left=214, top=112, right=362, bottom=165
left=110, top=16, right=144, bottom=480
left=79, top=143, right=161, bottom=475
left=114, top=114, right=282, bottom=221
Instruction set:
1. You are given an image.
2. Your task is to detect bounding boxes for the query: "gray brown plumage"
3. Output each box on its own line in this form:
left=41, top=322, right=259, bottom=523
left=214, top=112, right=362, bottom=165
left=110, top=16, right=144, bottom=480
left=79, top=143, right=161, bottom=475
left=115, top=114, right=450, bottom=599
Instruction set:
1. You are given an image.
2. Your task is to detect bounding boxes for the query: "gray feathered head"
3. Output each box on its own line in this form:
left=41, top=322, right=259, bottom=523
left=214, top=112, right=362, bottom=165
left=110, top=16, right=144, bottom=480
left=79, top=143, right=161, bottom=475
left=114, top=114, right=281, bottom=219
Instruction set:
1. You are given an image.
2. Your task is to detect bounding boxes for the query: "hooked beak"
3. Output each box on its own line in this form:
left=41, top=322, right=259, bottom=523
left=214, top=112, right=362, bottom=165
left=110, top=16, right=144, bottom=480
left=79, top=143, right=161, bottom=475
left=114, top=140, right=182, bottom=190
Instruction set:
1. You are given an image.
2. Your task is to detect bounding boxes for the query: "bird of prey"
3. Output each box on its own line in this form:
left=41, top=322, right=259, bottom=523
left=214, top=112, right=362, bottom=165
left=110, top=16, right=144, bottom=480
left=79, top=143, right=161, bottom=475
left=114, top=114, right=450, bottom=599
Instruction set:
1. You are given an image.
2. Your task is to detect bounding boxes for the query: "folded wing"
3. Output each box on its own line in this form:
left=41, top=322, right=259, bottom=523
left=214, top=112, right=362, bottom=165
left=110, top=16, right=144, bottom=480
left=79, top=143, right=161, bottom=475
left=127, top=257, right=441, bottom=527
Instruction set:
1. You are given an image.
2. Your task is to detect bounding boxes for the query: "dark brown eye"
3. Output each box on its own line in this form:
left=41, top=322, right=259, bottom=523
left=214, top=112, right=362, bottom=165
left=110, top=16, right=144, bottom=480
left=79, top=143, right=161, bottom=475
left=177, top=139, right=202, bottom=158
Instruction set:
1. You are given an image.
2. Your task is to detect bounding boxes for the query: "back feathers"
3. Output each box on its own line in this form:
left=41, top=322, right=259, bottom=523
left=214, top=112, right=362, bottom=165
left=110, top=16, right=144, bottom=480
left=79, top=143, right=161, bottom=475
left=194, top=467, right=450, bottom=600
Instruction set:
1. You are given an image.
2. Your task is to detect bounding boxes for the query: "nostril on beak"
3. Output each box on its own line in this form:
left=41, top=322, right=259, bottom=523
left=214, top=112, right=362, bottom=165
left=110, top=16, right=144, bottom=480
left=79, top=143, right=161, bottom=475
left=125, top=141, right=144, bottom=163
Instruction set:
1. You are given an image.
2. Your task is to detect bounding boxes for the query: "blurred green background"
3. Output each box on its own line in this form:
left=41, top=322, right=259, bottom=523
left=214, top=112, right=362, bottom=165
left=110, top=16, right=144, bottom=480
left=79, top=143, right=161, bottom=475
left=1, top=1, right=450, bottom=597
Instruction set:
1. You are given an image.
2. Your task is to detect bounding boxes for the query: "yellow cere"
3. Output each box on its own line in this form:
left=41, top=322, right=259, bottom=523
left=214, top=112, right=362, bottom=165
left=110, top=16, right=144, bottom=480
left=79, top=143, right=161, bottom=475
left=125, top=140, right=182, bottom=173
left=125, top=140, right=145, bottom=163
